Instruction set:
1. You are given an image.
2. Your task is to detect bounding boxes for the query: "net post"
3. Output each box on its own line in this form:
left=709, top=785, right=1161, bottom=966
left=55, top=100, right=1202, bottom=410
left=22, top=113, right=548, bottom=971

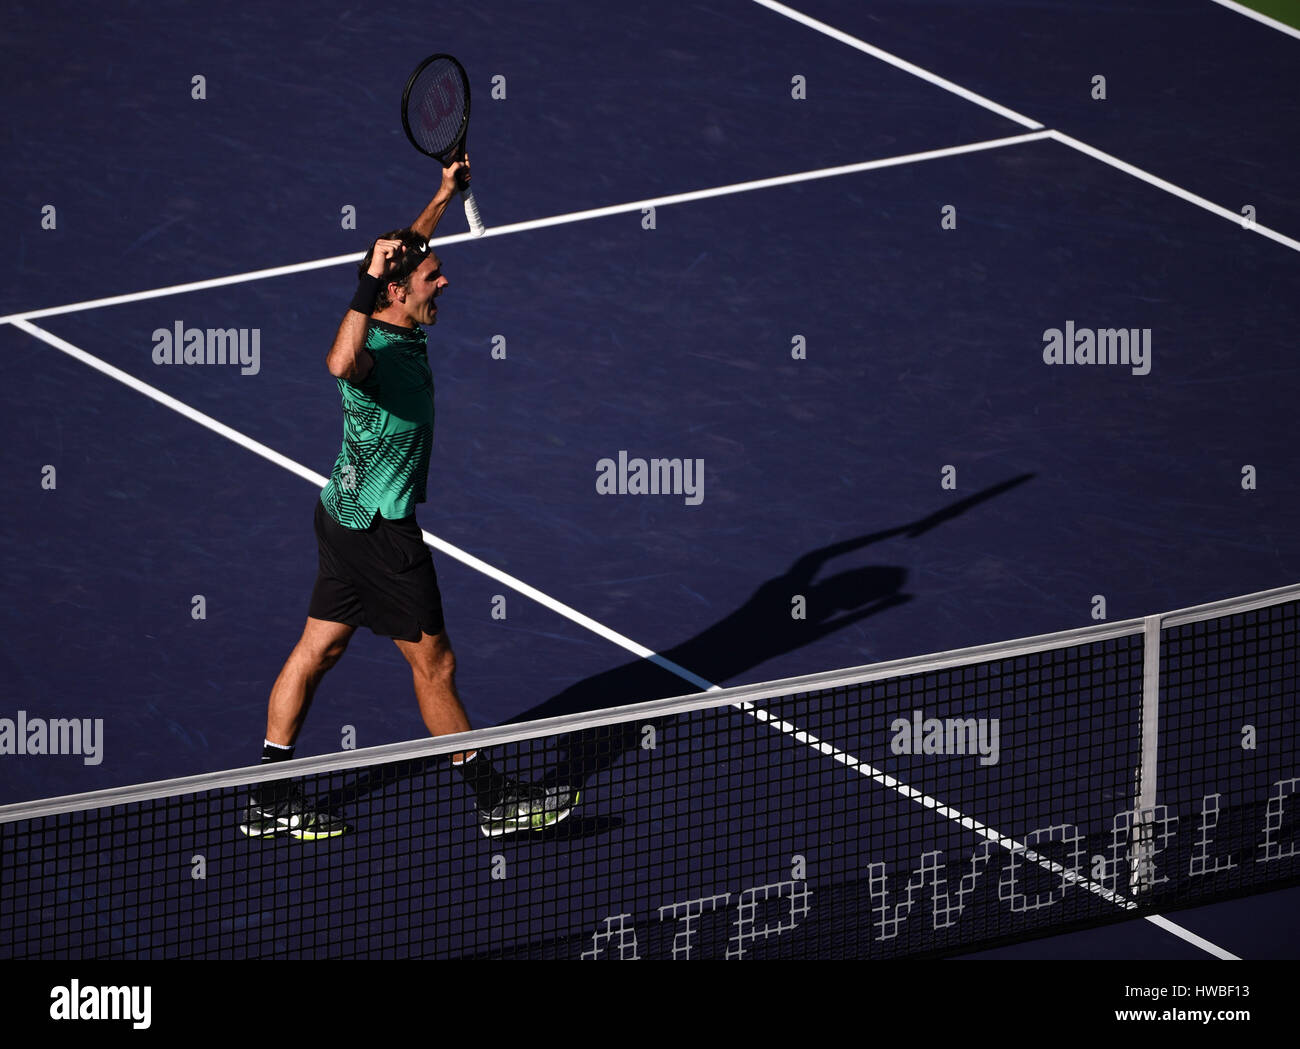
left=1130, top=613, right=1162, bottom=895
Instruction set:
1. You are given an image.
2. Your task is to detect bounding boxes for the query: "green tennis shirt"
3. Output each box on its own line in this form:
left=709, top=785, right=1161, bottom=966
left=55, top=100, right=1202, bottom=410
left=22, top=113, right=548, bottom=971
left=320, top=318, right=434, bottom=529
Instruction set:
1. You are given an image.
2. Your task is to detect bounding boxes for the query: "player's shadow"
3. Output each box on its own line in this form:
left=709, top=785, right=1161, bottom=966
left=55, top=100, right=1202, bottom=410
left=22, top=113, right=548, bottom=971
left=323, top=473, right=1033, bottom=839
left=517, top=473, right=1036, bottom=798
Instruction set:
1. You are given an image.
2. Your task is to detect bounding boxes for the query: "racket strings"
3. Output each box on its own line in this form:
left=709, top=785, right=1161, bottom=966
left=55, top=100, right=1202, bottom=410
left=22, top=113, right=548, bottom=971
left=408, top=59, right=469, bottom=157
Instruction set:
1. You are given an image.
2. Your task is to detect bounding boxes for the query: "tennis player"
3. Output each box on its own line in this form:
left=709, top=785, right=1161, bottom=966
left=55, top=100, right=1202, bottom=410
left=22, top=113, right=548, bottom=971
left=242, top=160, right=577, bottom=840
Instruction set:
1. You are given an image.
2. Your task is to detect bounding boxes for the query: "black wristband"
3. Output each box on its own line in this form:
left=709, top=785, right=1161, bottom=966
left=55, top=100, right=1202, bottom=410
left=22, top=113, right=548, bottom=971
left=350, top=273, right=382, bottom=315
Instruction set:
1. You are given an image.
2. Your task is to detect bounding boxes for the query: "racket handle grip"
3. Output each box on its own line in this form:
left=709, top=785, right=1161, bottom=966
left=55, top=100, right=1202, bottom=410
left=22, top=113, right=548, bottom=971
left=461, top=186, right=485, bottom=237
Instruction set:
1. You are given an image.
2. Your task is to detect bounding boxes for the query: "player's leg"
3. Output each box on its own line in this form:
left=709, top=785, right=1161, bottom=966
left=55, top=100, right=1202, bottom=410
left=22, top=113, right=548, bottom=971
left=392, top=629, right=471, bottom=740
left=392, top=629, right=578, bottom=836
left=241, top=616, right=356, bottom=841
left=266, top=616, right=357, bottom=745
left=374, top=514, right=580, bottom=835
left=392, top=630, right=495, bottom=817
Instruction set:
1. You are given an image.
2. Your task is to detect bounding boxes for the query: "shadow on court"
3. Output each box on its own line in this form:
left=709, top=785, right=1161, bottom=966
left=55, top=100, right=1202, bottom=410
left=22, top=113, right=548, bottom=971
left=316, top=472, right=1033, bottom=826
left=527, top=472, right=1035, bottom=793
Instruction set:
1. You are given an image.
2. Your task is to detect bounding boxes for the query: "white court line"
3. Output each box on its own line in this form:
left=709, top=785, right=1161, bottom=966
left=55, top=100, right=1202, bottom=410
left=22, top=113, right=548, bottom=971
left=0, top=252, right=366, bottom=327
left=10, top=315, right=1222, bottom=954
left=0, top=132, right=1048, bottom=326
left=7, top=317, right=709, bottom=691
left=1210, top=0, right=1300, bottom=40
left=737, top=700, right=1136, bottom=911
left=756, top=0, right=1299, bottom=255
left=10, top=319, right=331, bottom=489
left=754, top=0, right=1255, bottom=961
left=1145, top=914, right=1241, bottom=960
left=750, top=0, right=1043, bottom=130
left=1050, top=131, right=1300, bottom=254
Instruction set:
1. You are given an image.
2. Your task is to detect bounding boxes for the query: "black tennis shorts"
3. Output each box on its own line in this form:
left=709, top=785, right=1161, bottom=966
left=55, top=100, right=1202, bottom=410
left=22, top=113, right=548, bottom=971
left=308, top=500, right=446, bottom=642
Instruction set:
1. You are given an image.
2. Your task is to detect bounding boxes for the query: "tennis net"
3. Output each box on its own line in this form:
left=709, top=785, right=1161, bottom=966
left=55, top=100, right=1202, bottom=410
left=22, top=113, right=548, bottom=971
left=2, top=584, right=1297, bottom=959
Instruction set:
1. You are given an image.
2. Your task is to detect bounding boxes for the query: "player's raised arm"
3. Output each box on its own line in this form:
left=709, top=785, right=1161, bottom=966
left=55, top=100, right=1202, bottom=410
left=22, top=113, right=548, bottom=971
left=411, top=157, right=469, bottom=241
left=326, top=237, right=407, bottom=381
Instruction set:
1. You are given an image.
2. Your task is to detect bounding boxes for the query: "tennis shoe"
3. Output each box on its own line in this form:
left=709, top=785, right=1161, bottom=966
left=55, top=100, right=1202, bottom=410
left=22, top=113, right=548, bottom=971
left=240, top=784, right=351, bottom=840
left=477, top=782, right=579, bottom=837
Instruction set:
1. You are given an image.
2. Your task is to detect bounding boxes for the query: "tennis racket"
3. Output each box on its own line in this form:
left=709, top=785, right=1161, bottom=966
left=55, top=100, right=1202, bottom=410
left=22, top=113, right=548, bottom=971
left=401, top=53, right=484, bottom=237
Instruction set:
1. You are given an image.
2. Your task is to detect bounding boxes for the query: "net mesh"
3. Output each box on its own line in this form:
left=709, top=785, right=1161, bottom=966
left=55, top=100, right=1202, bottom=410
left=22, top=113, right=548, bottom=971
left=405, top=57, right=469, bottom=157
left=1156, top=598, right=1300, bottom=896
left=1, top=592, right=1297, bottom=959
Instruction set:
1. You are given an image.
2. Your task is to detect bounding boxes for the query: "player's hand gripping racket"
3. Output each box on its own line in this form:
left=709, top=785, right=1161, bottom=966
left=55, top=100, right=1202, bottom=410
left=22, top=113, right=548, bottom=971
left=401, top=53, right=484, bottom=236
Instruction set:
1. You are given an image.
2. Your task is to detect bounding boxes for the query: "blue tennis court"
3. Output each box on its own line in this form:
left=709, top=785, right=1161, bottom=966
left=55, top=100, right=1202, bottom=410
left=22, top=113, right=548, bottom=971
left=2, top=0, right=1298, bottom=962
